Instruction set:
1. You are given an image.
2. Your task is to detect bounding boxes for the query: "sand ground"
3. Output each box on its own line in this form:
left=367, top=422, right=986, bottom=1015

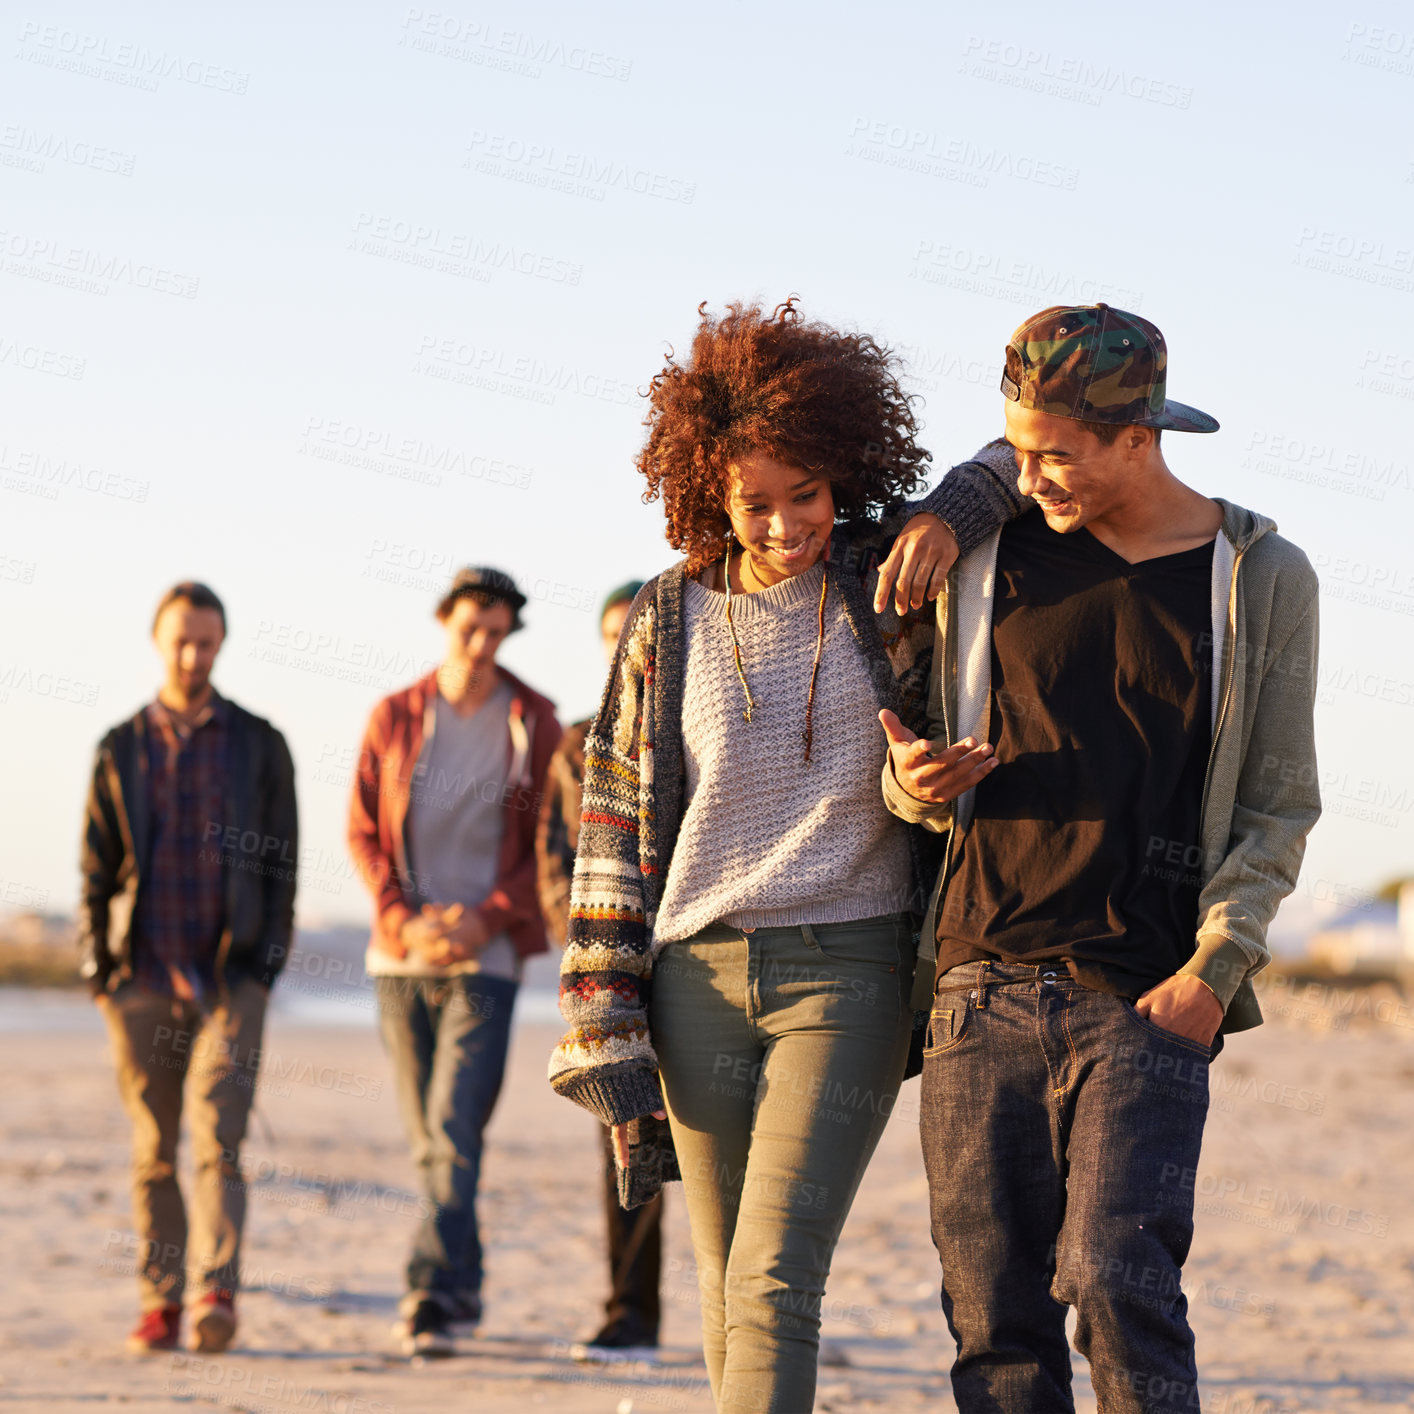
left=1, top=982, right=1410, bottom=1413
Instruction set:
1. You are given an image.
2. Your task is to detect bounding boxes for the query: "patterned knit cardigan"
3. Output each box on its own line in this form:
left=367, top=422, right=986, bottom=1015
left=548, top=444, right=1020, bottom=1130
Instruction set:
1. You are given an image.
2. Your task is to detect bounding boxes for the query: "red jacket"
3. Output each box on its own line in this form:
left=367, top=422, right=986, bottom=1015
left=347, top=666, right=562, bottom=959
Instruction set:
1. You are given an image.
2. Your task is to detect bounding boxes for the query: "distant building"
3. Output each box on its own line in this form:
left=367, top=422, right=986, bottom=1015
left=1307, top=887, right=1408, bottom=977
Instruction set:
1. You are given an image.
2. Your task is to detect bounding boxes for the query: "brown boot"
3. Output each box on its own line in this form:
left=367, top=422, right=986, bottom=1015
left=188, top=1290, right=237, bottom=1352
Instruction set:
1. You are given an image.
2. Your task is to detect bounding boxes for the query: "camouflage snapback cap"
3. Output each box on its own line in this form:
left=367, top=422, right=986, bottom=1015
left=1000, top=303, right=1218, bottom=433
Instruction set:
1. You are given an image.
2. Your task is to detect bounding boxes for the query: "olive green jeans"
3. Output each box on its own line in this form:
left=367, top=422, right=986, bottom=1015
left=650, top=912, right=915, bottom=1413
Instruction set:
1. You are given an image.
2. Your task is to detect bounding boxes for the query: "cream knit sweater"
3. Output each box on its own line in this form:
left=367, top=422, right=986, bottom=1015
left=652, top=560, right=914, bottom=944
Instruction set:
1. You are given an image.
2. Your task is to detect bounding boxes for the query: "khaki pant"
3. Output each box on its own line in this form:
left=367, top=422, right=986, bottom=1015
left=650, top=913, right=915, bottom=1414
left=100, top=977, right=268, bottom=1311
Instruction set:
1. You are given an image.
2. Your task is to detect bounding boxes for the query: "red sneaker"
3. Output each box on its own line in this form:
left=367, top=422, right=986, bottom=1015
left=188, top=1291, right=237, bottom=1353
left=127, top=1304, right=182, bottom=1353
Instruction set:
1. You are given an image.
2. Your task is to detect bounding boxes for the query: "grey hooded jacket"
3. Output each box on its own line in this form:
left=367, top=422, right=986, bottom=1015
left=885, top=497, right=1321, bottom=1032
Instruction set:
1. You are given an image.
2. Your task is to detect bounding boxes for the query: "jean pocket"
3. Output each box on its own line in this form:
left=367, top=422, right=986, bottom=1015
left=1119, top=999, right=1212, bottom=1057
left=923, top=994, right=971, bottom=1056
left=809, top=917, right=911, bottom=974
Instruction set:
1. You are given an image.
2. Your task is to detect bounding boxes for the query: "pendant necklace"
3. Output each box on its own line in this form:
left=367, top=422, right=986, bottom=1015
left=722, top=540, right=829, bottom=764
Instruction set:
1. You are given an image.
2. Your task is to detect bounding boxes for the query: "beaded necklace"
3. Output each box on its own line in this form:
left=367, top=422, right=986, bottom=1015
left=722, top=541, right=829, bottom=765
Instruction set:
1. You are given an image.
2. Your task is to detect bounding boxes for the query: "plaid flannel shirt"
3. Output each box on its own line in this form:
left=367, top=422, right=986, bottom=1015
left=131, top=693, right=228, bottom=1001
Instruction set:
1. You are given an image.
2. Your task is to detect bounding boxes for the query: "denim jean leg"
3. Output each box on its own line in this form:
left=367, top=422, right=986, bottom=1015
left=409, top=973, right=519, bottom=1301
left=376, top=975, right=441, bottom=1305
left=650, top=936, right=757, bottom=1403
left=715, top=916, right=914, bottom=1414
left=1052, top=993, right=1210, bottom=1414
left=919, top=965, right=1074, bottom=1413
left=376, top=975, right=437, bottom=1149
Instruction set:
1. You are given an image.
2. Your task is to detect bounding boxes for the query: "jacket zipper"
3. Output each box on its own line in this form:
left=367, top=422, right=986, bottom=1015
left=939, top=574, right=959, bottom=885
left=1198, top=541, right=1247, bottom=847
left=911, top=576, right=959, bottom=1005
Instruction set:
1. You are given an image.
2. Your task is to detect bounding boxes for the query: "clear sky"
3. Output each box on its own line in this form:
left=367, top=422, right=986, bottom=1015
left=2, top=0, right=1410, bottom=943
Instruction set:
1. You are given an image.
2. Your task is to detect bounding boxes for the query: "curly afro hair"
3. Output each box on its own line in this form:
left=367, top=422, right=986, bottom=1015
left=635, top=298, right=932, bottom=571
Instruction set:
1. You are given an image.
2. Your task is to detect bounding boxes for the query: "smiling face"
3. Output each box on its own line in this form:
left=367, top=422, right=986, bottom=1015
left=724, top=450, right=836, bottom=581
left=1003, top=402, right=1154, bottom=532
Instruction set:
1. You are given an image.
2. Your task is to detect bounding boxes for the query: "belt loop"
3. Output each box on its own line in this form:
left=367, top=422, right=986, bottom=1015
left=974, top=959, right=990, bottom=1009
left=800, top=922, right=819, bottom=951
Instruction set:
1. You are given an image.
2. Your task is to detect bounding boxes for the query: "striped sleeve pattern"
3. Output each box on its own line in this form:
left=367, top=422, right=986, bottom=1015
left=547, top=593, right=667, bottom=1126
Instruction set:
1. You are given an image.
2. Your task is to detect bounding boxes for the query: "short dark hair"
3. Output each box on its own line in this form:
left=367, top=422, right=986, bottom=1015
left=152, top=581, right=226, bottom=635
left=435, top=587, right=523, bottom=632
left=1078, top=419, right=1162, bottom=449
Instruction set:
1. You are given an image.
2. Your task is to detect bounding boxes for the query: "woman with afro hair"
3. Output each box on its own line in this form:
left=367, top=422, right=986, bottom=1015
left=550, top=299, right=1018, bottom=1410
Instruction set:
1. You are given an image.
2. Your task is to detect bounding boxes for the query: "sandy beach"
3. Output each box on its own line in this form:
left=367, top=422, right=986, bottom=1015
left=2, top=969, right=1411, bottom=1414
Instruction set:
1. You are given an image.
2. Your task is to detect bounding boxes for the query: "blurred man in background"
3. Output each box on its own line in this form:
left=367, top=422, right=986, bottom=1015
left=349, top=566, right=560, bottom=1357
left=537, top=580, right=665, bottom=1365
left=80, top=581, right=298, bottom=1355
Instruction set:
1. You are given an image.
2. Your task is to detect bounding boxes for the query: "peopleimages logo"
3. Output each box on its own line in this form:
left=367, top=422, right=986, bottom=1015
left=910, top=241, right=1144, bottom=310
left=0, top=662, right=99, bottom=706
left=845, top=118, right=1080, bottom=190
left=1294, top=225, right=1414, bottom=293
left=0, top=334, right=85, bottom=379
left=0, top=124, right=137, bottom=176
left=959, top=35, right=1193, bottom=108
left=15, top=21, right=250, bottom=93
left=398, top=8, right=632, bottom=81
left=349, top=211, right=582, bottom=286
left=1340, top=22, right=1414, bottom=77
left=1241, top=429, right=1410, bottom=502
left=412, top=335, right=636, bottom=406
left=296, top=416, right=533, bottom=490
left=0, top=445, right=148, bottom=501
left=1356, top=348, right=1414, bottom=403
left=463, top=131, right=696, bottom=204
left=0, top=228, right=199, bottom=298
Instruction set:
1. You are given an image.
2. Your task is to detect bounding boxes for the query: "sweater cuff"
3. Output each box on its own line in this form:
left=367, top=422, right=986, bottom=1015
left=921, top=440, right=1023, bottom=557
left=553, top=1064, right=664, bottom=1127
left=881, top=756, right=953, bottom=832
left=1177, top=934, right=1252, bottom=1010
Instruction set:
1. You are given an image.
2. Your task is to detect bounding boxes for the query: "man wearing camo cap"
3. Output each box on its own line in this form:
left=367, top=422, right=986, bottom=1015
left=880, top=304, right=1321, bottom=1412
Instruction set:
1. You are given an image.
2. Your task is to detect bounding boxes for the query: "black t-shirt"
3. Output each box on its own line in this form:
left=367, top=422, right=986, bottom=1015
left=936, top=508, right=1215, bottom=997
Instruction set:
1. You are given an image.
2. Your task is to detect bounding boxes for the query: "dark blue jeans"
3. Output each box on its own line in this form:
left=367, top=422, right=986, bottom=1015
left=375, top=972, right=518, bottom=1307
left=920, top=959, right=1213, bottom=1414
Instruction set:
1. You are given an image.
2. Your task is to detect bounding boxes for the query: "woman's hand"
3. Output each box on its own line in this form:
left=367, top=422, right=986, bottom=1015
left=874, top=512, right=959, bottom=615
left=611, top=1110, right=669, bottom=1167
